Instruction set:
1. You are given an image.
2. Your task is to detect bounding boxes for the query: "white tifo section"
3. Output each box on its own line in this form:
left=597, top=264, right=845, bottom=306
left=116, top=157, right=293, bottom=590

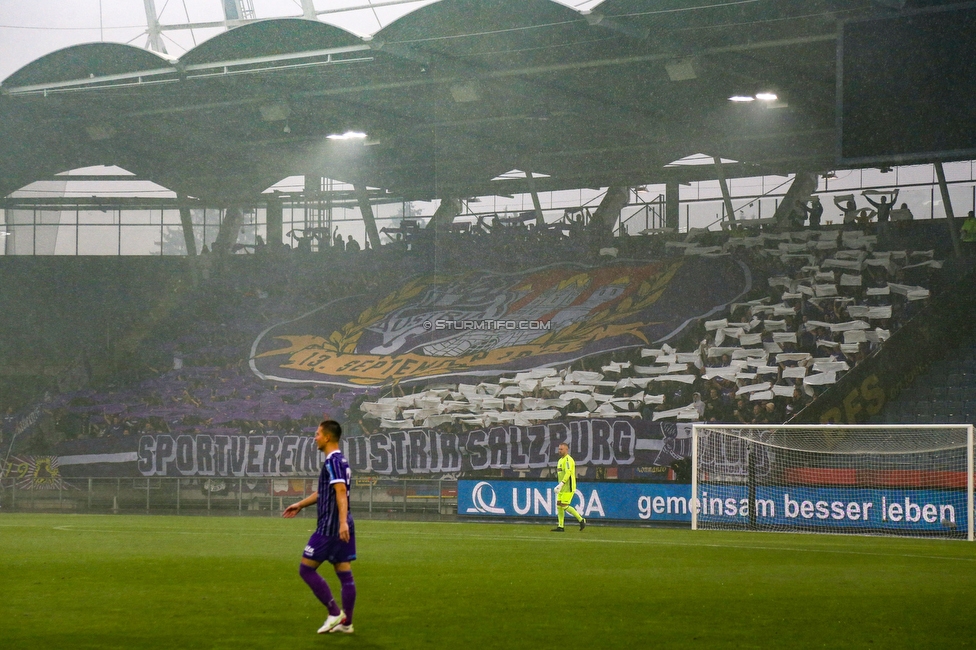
left=690, top=424, right=975, bottom=541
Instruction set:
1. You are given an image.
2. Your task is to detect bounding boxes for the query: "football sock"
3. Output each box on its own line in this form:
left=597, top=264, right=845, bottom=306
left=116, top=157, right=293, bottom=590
left=565, top=505, right=583, bottom=522
left=299, top=563, right=341, bottom=616
left=337, top=570, right=356, bottom=625
left=557, top=505, right=566, bottom=528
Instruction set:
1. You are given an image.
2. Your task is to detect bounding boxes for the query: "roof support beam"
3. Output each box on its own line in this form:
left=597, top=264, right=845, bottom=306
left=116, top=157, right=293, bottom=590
left=354, top=183, right=382, bottom=250
left=665, top=180, right=680, bottom=230
left=266, top=195, right=284, bottom=249
left=589, top=185, right=630, bottom=243
left=212, top=207, right=244, bottom=255
left=427, top=197, right=460, bottom=233
left=177, top=195, right=197, bottom=256
left=935, top=161, right=962, bottom=258
left=524, top=171, right=545, bottom=228
left=771, top=172, right=818, bottom=227
left=713, top=156, right=736, bottom=224
left=1, top=45, right=372, bottom=96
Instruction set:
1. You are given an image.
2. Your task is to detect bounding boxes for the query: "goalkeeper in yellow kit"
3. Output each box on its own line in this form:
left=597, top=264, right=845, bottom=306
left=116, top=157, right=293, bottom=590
left=552, top=442, right=586, bottom=532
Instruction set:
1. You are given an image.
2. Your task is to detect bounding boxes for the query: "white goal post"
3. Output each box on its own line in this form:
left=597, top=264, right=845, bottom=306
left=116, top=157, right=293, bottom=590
left=690, top=424, right=975, bottom=540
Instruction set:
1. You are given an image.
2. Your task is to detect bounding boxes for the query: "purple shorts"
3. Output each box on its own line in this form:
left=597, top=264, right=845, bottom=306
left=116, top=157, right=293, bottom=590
left=302, top=524, right=356, bottom=565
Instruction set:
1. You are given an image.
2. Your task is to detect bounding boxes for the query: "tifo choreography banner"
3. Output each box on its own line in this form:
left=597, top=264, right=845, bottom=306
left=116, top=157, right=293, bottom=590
left=0, top=455, right=70, bottom=490
left=48, top=419, right=695, bottom=478
left=250, top=258, right=749, bottom=387
left=459, top=480, right=969, bottom=531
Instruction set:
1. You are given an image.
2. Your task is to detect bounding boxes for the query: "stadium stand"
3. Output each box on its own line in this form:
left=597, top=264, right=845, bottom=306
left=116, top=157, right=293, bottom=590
left=0, top=216, right=962, bottom=461
left=876, top=336, right=976, bottom=425
left=353, top=224, right=950, bottom=429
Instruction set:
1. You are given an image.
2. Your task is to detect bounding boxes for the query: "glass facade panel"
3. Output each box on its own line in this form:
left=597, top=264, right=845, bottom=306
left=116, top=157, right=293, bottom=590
left=860, top=167, right=898, bottom=188
left=942, top=160, right=973, bottom=183
left=729, top=176, right=763, bottom=197
left=78, top=209, right=118, bottom=225
left=161, top=209, right=182, bottom=225
left=78, top=225, right=120, bottom=255
left=120, top=210, right=155, bottom=225
left=120, top=226, right=162, bottom=255
left=161, top=226, right=187, bottom=256
left=891, top=187, right=932, bottom=221
left=823, top=169, right=863, bottom=191
left=686, top=199, right=724, bottom=230
left=34, top=226, right=60, bottom=256
left=3, top=161, right=976, bottom=254
left=54, top=221, right=77, bottom=255
left=946, top=185, right=974, bottom=219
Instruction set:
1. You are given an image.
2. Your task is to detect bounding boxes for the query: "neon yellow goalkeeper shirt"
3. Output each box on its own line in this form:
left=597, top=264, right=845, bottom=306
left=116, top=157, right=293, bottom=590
left=557, top=454, right=576, bottom=499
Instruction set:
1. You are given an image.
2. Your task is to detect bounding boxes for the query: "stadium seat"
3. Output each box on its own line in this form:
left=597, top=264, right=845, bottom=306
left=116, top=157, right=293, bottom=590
left=946, top=373, right=962, bottom=387
left=915, top=400, right=933, bottom=416
left=896, top=400, right=914, bottom=414
left=915, top=386, right=933, bottom=400
left=915, top=413, right=934, bottom=424
left=947, top=387, right=966, bottom=402
left=931, top=387, right=947, bottom=401
left=893, top=411, right=914, bottom=424
left=945, top=359, right=965, bottom=373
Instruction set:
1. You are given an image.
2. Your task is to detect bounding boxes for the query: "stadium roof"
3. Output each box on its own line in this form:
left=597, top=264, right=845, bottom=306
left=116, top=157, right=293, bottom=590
left=0, top=0, right=924, bottom=204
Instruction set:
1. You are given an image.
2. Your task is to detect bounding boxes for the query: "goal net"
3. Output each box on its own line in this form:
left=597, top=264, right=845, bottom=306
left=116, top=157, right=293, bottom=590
left=691, top=424, right=974, bottom=540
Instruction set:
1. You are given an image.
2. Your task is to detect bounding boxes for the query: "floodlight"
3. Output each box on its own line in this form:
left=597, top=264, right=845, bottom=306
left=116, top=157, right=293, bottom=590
left=755, top=92, right=778, bottom=101
left=327, top=131, right=368, bottom=140
left=728, top=95, right=755, bottom=102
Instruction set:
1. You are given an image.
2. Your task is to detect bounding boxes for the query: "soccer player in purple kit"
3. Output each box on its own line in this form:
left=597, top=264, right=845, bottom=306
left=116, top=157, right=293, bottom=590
left=282, top=420, right=357, bottom=634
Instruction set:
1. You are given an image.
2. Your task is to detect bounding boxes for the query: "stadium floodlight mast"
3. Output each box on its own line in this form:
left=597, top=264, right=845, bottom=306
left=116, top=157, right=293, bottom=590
left=690, top=424, right=975, bottom=541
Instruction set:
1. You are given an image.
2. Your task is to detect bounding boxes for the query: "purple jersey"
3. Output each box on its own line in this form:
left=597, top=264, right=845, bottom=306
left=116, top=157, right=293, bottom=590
left=316, top=450, right=352, bottom=537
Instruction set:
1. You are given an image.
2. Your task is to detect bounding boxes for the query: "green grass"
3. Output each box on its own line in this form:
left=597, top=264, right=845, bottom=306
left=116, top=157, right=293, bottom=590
left=2, top=515, right=975, bottom=649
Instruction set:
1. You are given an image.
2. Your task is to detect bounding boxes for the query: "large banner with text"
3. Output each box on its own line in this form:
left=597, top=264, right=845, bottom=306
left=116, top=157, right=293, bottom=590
left=45, top=418, right=696, bottom=479
left=458, top=480, right=968, bottom=533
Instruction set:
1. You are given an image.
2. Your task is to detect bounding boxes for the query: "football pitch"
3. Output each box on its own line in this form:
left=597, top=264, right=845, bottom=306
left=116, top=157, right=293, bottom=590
left=2, top=515, right=975, bottom=649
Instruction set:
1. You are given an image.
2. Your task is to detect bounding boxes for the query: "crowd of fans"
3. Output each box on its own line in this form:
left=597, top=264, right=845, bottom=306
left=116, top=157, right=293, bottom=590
left=355, top=225, right=943, bottom=431
left=2, top=254, right=406, bottom=448
left=0, top=205, right=952, bottom=454
left=45, top=364, right=357, bottom=443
